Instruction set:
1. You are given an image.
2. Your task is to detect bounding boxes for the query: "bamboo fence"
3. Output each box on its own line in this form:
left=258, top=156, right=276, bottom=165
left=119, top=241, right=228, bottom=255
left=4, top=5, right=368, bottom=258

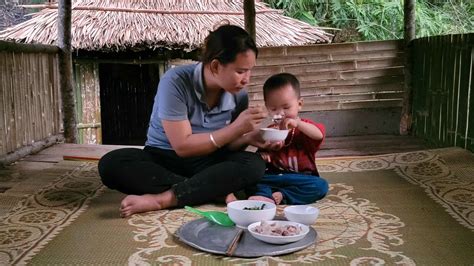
left=2, top=35, right=472, bottom=153
left=250, top=40, right=405, bottom=111
left=0, top=41, right=62, bottom=159
left=412, top=33, right=474, bottom=152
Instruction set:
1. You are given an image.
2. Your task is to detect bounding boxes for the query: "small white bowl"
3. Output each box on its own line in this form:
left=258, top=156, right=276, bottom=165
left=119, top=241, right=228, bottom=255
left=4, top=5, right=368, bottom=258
left=248, top=220, right=309, bottom=244
left=227, top=200, right=276, bottom=228
left=284, top=205, right=320, bottom=225
left=260, top=128, right=289, bottom=142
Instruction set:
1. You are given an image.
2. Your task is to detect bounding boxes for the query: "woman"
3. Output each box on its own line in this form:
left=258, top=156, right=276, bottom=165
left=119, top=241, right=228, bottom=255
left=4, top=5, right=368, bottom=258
left=98, top=24, right=269, bottom=217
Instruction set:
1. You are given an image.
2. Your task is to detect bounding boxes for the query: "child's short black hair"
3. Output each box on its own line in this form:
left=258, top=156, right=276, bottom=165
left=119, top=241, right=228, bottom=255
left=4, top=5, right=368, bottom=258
left=263, top=73, right=301, bottom=101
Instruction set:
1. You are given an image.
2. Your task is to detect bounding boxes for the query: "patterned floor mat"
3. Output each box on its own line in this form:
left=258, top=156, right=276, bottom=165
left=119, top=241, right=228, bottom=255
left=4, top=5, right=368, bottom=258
left=0, top=148, right=473, bottom=265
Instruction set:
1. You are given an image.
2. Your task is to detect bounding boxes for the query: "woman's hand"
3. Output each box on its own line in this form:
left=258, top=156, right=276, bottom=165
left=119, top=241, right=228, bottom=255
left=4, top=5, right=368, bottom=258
left=246, top=130, right=284, bottom=150
left=232, top=105, right=268, bottom=134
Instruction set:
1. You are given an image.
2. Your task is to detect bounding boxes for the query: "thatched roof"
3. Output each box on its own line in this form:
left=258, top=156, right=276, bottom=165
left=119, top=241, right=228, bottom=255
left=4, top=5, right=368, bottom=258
left=0, top=0, right=332, bottom=52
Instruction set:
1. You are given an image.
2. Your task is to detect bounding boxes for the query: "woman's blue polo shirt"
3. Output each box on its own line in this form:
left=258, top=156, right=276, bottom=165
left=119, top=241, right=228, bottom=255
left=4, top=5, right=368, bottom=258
left=145, top=63, right=248, bottom=150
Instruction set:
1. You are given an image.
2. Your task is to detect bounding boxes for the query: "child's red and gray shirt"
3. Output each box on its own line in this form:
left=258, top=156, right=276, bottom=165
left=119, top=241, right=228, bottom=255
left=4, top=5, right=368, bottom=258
left=261, top=118, right=325, bottom=176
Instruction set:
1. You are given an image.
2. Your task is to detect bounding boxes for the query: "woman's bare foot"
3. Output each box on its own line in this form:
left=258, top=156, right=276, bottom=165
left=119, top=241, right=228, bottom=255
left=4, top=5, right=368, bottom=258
left=225, top=193, right=238, bottom=204
left=120, top=190, right=177, bottom=218
left=248, top=195, right=275, bottom=203
left=272, top=191, right=283, bottom=205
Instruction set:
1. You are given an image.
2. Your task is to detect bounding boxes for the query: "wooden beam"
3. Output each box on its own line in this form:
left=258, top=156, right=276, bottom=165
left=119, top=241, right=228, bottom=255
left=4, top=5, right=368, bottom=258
left=400, top=0, right=415, bottom=135
left=244, top=0, right=256, bottom=42
left=58, top=0, right=78, bottom=143
left=404, top=0, right=416, bottom=43
left=20, top=4, right=278, bottom=15
left=0, top=40, right=59, bottom=53
left=0, top=134, right=63, bottom=166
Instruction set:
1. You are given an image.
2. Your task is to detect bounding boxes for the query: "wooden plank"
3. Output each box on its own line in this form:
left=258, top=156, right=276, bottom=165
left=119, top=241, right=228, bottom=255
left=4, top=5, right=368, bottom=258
left=251, top=65, right=283, bottom=77
left=20, top=53, right=27, bottom=147
left=52, top=54, right=62, bottom=134
left=0, top=40, right=59, bottom=54
left=339, top=67, right=404, bottom=80
left=256, top=50, right=402, bottom=67
left=300, top=99, right=403, bottom=111
left=248, top=80, right=404, bottom=94
left=297, top=61, right=356, bottom=74
left=338, top=99, right=403, bottom=110
left=458, top=37, right=470, bottom=149
left=309, top=76, right=402, bottom=88
left=285, top=42, right=357, bottom=56
left=302, top=92, right=404, bottom=103
left=467, top=35, right=474, bottom=152
left=258, top=40, right=402, bottom=58
left=250, top=68, right=404, bottom=86
left=25, top=54, right=32, bottom=145
left=4, top=53, right=13, bottom=153
left=37, top=53, right=45, bottom=141
left=74, top=63, right=84, bottom=144
left=11, top=53, right=18, bottom=150
left=437, top=36, right=446, bottom=144
left=431, top=35, right=446, bottom=145
left=445, top=35, right=456, bottom=146
left=249, top=90, right=404, bottom=103
left=321, top=134, right=426, bottom=149
left=257, top=46, right=286, bottom=58
left=256, top=54, right=329, bottom=66
left=453, top=37, right=464, bottom=147
left=331, top=50, right=403, bottom=62
left=426, top=36, right=437, bottom=145
left=0, top=53, right=5, bottom=155
left=415, top=39, right=428, bottom=138
left=356, top=40, right=403, bottom=52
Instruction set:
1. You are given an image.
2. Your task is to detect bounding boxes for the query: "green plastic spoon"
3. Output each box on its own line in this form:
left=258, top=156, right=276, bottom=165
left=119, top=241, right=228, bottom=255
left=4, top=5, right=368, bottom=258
left=184, top=206, right=235, bottom=227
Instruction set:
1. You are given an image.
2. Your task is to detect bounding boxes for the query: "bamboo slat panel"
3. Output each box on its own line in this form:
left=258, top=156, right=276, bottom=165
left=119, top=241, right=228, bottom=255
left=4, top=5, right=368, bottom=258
left=412, top=33, right=473, bottom=152
left=74, top=62, right=101, bottom=144
left=250, top=40, right=405, bottom=111
left=0, top=51, right=61, bottom=156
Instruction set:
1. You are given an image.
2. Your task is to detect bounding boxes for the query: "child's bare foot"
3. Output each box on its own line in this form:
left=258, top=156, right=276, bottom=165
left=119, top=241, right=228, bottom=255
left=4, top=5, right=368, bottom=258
left=248, top=195, right=275, bottom=203
left=225, top=193, right=238, bottom=204
left=120, top=190, right=177, bottom=218
left=272, top=191, right=283, bottom=205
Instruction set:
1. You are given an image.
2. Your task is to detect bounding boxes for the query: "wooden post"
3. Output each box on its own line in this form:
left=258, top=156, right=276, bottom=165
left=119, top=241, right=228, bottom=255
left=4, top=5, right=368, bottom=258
left=243, top=0, right=256, bottom=42
left=58, top=0, right=77, bottom=143
left=400, top=0, right=415, bottom=135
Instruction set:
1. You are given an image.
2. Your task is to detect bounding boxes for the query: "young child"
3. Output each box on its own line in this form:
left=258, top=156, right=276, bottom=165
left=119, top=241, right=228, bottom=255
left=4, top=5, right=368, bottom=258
left=248, top=73, right=329, bottom=205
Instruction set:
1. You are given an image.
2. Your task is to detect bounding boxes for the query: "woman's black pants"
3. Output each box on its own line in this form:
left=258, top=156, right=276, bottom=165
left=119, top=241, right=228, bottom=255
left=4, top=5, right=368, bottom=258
left=98, top=146, right=266, bottom=207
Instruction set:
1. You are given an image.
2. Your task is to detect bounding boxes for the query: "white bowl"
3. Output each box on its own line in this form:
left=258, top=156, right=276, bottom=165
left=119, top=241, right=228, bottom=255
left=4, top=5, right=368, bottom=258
left=284, top=205, right=320, bottom=225
left=260, top=128, right=289, bottom=142
left=227, top=200, right=276, bottom=228
left=247, top=220, right=309, bottom=244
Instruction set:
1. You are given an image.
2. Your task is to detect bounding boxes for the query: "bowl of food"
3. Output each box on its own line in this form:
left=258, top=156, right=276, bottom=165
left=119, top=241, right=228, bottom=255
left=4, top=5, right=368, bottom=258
left=227, top=200, right=276, bottom=228
left=248, top=220, right=309, bottom=244
left=259, top=128, right=289, bottom=142
left=284, top=205, right=320, bottom=225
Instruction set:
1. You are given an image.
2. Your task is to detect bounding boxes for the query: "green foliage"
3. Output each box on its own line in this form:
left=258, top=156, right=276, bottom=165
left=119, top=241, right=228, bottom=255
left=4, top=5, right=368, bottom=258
left=264, top=0, right=474, bottom=41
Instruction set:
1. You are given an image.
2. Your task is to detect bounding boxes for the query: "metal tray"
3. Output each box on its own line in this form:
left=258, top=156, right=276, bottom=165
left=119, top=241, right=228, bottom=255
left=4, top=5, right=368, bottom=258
left=176, top=218, right=317, bottom=257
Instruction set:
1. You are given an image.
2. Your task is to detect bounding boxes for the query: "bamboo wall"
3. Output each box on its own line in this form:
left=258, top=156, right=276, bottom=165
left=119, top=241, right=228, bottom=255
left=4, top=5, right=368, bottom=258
left=74, top=62, right=101, bottom=144
left=412, top=33, right=474, bottom=152
left=0, top=42, right=61, bottom=157
left=250, top=40, right=405, bottom=111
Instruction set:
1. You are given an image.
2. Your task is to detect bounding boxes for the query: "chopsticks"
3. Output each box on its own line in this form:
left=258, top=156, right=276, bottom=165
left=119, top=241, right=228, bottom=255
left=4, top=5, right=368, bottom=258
left=225, top=228, right=244, bottom=256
